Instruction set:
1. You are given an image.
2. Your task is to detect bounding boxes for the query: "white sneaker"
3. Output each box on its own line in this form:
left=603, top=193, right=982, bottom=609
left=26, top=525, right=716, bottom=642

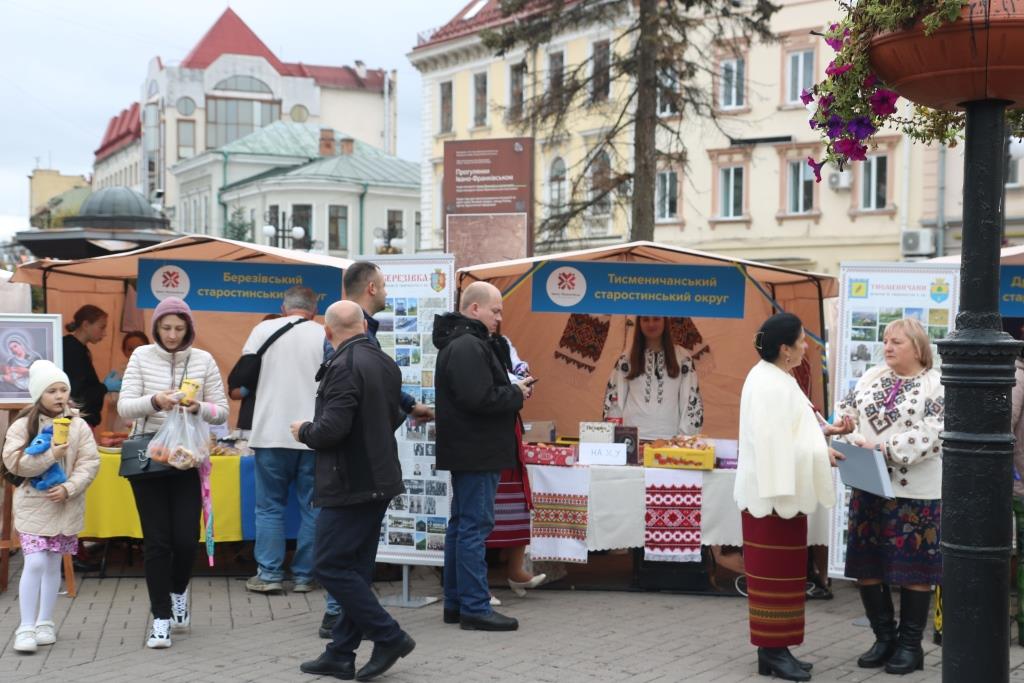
left=170, top=589, right=189, bottom=630
left=13, top=625, right=36, bottom=653
left=33, top=621, right=56, bottom=646
left=146, top=618, right=171, bottom=649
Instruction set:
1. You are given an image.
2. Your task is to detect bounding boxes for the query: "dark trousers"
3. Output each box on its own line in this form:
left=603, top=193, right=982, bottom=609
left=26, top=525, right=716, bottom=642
left=314, top=501, right=401, bottom=660
left=130, top=469, right=201, bottom=619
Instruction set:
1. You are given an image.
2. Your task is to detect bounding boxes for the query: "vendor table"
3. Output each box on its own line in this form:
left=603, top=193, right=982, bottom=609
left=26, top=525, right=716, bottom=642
left=81, top=453, right=301, bottom=541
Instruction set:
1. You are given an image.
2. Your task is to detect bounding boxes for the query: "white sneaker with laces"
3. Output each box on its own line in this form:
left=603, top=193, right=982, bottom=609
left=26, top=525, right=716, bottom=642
left=146, top=618, right=171, bottom=649
left=33, top=621, right=56, bottom=645
left=170, top=589, right=189, bottom=630
left=13, top=625, right=36, bottom=653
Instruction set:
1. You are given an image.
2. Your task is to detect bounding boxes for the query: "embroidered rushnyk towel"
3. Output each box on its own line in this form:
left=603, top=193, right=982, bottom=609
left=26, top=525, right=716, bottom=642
left=586, top=465, right=645, bottom=551
left=644, top=468, right=703, bottom=562
left=528, top=465, right=591, bottom=563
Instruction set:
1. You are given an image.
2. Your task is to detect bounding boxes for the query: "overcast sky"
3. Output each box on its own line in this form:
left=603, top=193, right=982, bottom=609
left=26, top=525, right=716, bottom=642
left=0, top=0, right=469, bottom=233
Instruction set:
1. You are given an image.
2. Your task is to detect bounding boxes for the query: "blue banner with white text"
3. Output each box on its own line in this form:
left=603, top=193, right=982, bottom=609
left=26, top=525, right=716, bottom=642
left=531, top=261, right=746, bottom=318
left=137, top=259, right=343, bottom=314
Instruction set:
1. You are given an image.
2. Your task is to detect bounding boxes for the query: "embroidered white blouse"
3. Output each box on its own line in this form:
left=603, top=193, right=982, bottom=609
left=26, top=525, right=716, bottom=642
left=603, top=345, right=703, bottom=440
left=734, top=360, right=836, bottom=519
left=838, top=365, right=944, bottom=500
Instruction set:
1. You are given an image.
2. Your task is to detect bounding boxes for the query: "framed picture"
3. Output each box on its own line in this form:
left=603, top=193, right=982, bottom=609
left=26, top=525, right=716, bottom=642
left=0, top=314, right=62, bottom=407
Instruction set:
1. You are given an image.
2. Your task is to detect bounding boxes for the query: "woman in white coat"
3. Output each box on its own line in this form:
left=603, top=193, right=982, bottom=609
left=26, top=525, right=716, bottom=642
left=118, top=297, right=228, bottom=649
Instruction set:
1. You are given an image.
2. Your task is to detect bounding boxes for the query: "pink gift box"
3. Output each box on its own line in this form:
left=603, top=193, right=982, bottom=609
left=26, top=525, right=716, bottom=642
left=522, top=443, right=577, bottom=467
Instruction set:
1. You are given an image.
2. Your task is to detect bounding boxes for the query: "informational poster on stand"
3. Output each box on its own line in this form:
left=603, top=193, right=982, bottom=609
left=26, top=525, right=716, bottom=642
left=443, top=137, right=533, bottom=271
left=370, top=254, right=456, bottom=567
left=827, top=261, right=960, bottom=578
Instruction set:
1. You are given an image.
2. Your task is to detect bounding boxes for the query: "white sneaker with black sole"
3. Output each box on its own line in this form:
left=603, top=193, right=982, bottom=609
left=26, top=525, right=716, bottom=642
left=170, top=589, right=190, bottom=630
left=146, top=618, right=171, bottom=649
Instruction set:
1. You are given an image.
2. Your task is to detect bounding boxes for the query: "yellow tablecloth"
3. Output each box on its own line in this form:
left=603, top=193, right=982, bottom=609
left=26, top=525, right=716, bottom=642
left=81, top=452, right=243, bottom=541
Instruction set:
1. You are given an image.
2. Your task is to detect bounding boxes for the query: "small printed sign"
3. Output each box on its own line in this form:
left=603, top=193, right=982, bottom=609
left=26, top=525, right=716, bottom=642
left=578, top=442, right=627, bottom=466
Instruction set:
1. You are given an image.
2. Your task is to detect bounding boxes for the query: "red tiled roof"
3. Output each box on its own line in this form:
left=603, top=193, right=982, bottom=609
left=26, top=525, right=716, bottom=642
left=94, top=103, right=141, bottom=162
left=179, top=9, right=383, bottom=91
left=413, top=0, right=562, bottom=51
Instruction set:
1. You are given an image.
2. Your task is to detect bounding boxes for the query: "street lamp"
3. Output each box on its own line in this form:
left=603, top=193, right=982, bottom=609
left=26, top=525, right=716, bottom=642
left=373, top=225, right=406, bottom=254
left=261, top=210, right=308, bottom=249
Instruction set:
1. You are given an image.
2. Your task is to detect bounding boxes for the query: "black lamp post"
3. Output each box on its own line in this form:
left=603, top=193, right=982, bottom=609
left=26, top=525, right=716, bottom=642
left=938, top=99, right=1022, bottom=681
left=261, top=211, right=307, bottom=250
left=373, top=225, right=406, bottom=255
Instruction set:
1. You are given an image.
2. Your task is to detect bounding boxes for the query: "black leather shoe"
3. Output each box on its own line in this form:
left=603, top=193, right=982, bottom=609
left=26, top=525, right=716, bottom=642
left=885, top=589, right=931, bottom=675
left=757, top=647, right=811, bottom=681
left=443, top=608, right=460, bottom=624
left=319, top=612, right=340, bottom=639
left=355, top=631, right=415, bottom=681
left=300, top=650, right=355, bottom=679
left=782, top=649, right=813, bottom=671
left=459, top=610, right=519, bottom=631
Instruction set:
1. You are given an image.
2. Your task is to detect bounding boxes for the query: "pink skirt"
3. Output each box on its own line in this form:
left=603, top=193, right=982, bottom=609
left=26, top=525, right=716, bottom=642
left=20, top=533, right=78, bottom=555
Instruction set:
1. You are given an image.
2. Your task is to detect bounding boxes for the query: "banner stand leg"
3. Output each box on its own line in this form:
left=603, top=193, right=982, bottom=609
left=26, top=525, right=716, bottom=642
left=379, top=564, right=439, bottom=609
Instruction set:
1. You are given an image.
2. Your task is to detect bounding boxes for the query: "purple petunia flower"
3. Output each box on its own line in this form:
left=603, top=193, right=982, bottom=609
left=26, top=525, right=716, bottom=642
left=800, top=89, right=814, bottom=105
left=809, top=118, right=819, bottom=130
left=826, top=115, right=844, bottom=139
left=834, top=138, right=868, bottom=161
left=847, top=116, right=876, bottom=141
left=807, top=157, right=826, bottom=183
left=826, top=61, right=852, bottom=77
left=869, top=89, right=899, bottom=117
left=824, top=24, right=848, bottom=52
left=863, top=74, right=878, bottom=89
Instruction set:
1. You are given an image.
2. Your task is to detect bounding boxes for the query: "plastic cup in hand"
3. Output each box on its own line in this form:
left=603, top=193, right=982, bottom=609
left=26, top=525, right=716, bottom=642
left=52, top=418, right=70, bottom=445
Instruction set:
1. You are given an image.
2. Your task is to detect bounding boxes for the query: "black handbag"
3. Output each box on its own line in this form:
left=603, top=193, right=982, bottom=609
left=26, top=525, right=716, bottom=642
left=117, top=431, right=173, bottom=479
left=228, top=319, right=307, bottom=429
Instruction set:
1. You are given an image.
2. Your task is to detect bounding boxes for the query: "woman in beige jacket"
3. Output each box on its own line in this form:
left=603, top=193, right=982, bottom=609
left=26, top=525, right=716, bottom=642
left=2, top=360, right=99, bottom=653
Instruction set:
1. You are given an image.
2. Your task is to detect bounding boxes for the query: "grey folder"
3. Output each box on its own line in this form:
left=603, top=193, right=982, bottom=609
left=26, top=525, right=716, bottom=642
left=832, top=439, right=895, bottom=498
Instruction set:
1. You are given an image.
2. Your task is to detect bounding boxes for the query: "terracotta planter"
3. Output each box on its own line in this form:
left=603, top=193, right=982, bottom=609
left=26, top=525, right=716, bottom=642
left=869, top=1, right=1024, bottom=111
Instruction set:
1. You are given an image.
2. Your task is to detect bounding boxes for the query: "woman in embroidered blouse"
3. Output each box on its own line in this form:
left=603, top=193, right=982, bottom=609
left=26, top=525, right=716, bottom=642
left=735, top=312, right=837, bottom=682
left=603, top=316, right=702, bottom=439
left=829, top=318, right=943, bottom=675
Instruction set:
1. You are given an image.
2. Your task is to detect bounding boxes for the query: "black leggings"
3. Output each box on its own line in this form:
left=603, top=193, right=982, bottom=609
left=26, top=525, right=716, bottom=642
left=130, top=469, right=201, bottom=618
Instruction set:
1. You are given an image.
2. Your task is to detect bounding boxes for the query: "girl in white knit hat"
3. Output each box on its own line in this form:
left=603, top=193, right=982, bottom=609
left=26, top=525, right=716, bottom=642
left=1, top=360, right=99, bottom=653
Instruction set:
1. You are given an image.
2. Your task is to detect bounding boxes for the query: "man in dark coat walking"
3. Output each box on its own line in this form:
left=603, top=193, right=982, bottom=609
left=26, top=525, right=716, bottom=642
left=291, top=300, right=414, bottom=681
left=434, top=282, right=534, bottom=632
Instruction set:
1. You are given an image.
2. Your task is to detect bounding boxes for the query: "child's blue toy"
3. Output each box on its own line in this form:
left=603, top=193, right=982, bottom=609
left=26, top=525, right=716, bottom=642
left=24, top=425, right=68, bottom=491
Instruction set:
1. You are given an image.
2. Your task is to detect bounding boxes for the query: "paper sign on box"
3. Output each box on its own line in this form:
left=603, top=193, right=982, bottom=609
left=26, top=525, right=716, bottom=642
left=578, top=442, right=627, bottom=466
left=579, top=422, right=616, bottom=443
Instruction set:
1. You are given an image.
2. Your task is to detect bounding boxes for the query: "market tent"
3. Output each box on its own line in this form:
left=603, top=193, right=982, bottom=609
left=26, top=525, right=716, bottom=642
left=12, top=235, right=352, bottom=427
left=457, top=241, right=838, bottom=440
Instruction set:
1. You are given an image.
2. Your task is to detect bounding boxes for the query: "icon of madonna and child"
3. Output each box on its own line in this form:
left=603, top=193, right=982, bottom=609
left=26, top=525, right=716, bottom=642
left=0, top=321, right=55, bottom=401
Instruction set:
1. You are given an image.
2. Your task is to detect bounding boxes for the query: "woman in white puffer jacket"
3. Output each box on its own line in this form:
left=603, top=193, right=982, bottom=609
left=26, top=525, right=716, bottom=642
left=118, top=296, right=228, bottom=649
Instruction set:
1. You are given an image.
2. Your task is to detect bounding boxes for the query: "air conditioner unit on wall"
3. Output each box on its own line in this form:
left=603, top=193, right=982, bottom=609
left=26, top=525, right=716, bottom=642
left=901, top=229, right=937, bottom=257
left=828, top=170, right=853, bottom=190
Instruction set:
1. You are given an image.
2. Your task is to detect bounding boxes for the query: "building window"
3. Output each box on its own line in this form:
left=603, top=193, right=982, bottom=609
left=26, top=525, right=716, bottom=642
left=439, top=81, right=453, bottom=133
left=719, top=166, right=744, bottom=218
left=473, top=72, right=488, bottom=127
left=192, top=199, right=199, bottom=233
left=214, top=75, right=272, bottom=93
left=414, top=211, right=422, bottom=250
left=658, top=69, right=679, bottom=116
left=592, top=40, right=610, bottom=103
left=328, top=205, right=348, bottom=251
left=861, top=156, right=888, bottom=210
left=549, top=157, right=567, bottom=215
left=202, top=198, right=209, bottom=234
left=206, top=97, right=281, bottom=148
left=787, top=159, right=814, bottom=214
left=387, top=209, right=403, bottom=234
left=290, top=104, right=309, bottom=122
left=509, top=62, right=526, bottom=120
left=786, top=49, right=815, bottom=105
left=720, top=58, right=745, bottom=109
left=548, top=51, right=564, bottom=104
left=292, top=204, right=313, bottom=248
left=590, top=150, right=612, bottom=216
left=177, top=120, right=195, bottom=159
left=1008, top=159, right=1020, bottom=186
left=656, top=170, right=678, bottom=220
left=176, top=97, right=196, bottom=116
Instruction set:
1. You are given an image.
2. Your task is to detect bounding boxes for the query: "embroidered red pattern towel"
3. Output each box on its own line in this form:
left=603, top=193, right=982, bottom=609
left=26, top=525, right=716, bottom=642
left=527, top=465, right=591, bottom=563
left=644, top=468, right=703, bottom=562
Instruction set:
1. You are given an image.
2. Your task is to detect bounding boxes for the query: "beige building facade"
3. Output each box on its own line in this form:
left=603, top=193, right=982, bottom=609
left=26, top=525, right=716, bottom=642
left=410, top=0, right=1007, bottom=274
left=28, top=169, right=89, bottom=219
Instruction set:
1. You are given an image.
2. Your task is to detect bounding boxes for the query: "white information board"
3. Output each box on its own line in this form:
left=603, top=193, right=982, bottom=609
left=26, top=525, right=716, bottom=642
left=827, top=261, right=960, bottom=579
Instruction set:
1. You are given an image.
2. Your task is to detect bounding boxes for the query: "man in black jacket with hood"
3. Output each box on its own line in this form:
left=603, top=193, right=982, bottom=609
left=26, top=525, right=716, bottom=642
left=434, top=282, right=534, bottom=632
left=291, top=300, right=415, bottom=681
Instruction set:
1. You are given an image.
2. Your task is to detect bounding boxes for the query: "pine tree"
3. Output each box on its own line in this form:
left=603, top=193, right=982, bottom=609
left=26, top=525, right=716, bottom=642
left=225, top=206, right=254, bottom=242
left=481, top=0, right=777, bottom=246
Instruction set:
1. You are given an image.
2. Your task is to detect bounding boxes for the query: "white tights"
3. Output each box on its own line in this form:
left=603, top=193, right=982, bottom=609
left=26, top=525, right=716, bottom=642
left=19, top=551, right=61, bottom=627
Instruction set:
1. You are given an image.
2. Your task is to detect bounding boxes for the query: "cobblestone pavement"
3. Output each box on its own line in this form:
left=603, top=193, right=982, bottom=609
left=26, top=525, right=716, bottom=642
left=1, top=557, right=1022, bottom=682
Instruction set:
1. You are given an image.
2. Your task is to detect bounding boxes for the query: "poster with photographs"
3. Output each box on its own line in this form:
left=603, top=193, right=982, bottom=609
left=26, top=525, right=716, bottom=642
left=827, top=262, right=960, bottom=578
left=373, top=255, right=455, bottom=566
left=0, top=314, right=63, bottom=407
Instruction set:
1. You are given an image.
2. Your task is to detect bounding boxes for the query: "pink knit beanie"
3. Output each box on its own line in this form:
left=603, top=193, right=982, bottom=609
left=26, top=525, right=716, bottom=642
left=152, top=297, right=195, bottom=351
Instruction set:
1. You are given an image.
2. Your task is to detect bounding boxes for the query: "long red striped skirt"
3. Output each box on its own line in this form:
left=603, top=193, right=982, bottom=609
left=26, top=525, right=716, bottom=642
left=741, top=510, right=808, bottom=648
left=485, top=421, right=533, bottom=549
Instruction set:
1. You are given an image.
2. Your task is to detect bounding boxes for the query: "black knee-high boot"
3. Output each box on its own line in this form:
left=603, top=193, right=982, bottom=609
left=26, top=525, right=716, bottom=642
left=885, top=588, right=932, bottom=675
left=857, top=584, right=897, bottom=668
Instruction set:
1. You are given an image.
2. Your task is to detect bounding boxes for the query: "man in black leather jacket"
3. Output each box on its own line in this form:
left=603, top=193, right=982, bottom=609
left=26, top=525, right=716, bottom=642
left=434, top=282, right=533, bottom=632
left=291, top=300, right=415, bottom=681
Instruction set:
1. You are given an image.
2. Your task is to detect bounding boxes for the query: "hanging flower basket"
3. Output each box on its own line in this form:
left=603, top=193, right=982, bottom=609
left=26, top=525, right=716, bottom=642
left=869, top=2, right=1024, bottom=111
left=805, top=0, right=1024, bottom=176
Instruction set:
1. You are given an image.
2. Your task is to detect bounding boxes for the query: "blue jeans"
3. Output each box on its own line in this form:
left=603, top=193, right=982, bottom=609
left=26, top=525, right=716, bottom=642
left=444, top=470, right=500, bottom=616
left=253, top=448, right=319, bottom=584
